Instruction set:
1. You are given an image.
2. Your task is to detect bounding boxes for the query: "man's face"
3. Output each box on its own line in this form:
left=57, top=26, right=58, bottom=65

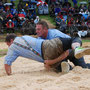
left=36, top=24, right=45, bottom=37
left=6, top=42, right=12, bottom=47
left=6, top=39, right=13, bottom=47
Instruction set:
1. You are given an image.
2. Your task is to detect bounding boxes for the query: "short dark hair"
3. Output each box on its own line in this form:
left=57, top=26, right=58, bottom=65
left=5, top=34, right=17, bottom=42
left=37, top=20, right=49, bottom=29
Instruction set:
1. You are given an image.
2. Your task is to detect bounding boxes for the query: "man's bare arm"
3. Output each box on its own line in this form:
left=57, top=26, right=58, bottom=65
left=4, top=64, right=12, bottom=75
left=44, top=50, right=69, bottom=65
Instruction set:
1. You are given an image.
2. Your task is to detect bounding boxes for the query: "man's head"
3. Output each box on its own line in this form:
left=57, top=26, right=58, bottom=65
left=9, top=19, right=12, bottom=22
left=5, top=34, right=17, bottom=47
left=36, top=21, right=49, bottom=38
left=36, top=16, right=39, bottom=19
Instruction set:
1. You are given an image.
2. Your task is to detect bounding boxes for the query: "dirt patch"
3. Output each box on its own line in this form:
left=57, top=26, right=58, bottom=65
left=0, top=42, right=8, bottom=50
left=0, top=35, right=6, bottom=42
left=82, top=42, right=90, bottom=48
left=0, top=50, right=7, bottom=56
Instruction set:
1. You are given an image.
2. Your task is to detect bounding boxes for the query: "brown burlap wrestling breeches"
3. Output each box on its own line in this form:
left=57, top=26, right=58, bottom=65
left=42, top=38, right=64, bottom=69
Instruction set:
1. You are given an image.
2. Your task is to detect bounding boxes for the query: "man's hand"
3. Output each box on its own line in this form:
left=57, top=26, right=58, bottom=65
left=4, top=64, right=11, bottom=75
left=44, top=50, right=69, bottom=66
left=44, top=60, right=50, bottom=65
left=44, top=60, right=51, bottom=70
left=44, top=64, right=51, bottom=70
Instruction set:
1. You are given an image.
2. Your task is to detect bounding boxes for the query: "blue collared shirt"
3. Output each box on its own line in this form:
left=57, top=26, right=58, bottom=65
left=38, top=29, right=71, bottom=39
left=4, top=35, right=44, bottom=65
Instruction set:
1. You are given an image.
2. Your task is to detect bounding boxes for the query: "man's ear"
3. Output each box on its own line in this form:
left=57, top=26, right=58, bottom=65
left=44, top=27, right=48, bottom=31
left=10, top=39, right=14, bottom=44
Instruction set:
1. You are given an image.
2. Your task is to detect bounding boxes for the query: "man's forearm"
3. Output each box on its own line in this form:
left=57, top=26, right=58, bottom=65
left=5, top=64, right=11, bottom=75
left=45, top=50, right=69, bottom=65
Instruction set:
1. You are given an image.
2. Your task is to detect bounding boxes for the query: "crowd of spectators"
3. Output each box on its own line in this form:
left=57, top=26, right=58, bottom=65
left=0, top=0, right=90, bottom=38
left=49, top=0, right=90, bottom=37
left=0, top=0, right=39, bottom=34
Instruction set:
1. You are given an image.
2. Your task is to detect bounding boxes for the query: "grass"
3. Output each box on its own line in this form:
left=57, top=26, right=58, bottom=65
left=68, top=0, right=89, bottom=7
left=82, top=39, right=90, bottom=42
left=7, top=0, right=19, bottom=5
left=39, top=15, right=56, bottom=25
left=0, top=34, right=6, bottom=42
left=0, top=49, right=8, bottom=57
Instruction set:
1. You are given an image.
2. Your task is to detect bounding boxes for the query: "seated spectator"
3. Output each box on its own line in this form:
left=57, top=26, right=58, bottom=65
left=20, top=18, right=25, bottom=26
left=75, top=18, right=81, bottom=26
left=58, top=12, right=63, bottom=19
left=79, top=4, right=87, bottom=12
left=87, top=20, right=90, bottom=37
left=85, top=9, right=89, bottom=15
left=87, top=14, right=90, bottom=20
left=81, top=16, right=86, bottom=23
left=31, top=9, right=36, bottom=19
left=18, top=18, right=25, bottom=29
left=6, top=12, right=13, bottom=20
left=26, top=13, right=33, bottom=21
left=6, top=19, right=15, bottom=33
left=5, top=5, right=10, bottom=12
left=18, top=13, right=25, bottom=20
left=21, top=19, right=35, bottom=35
left=67, top=18, right=73, bottom=27
left=24, top=3, right=29, bottom=12
left=62, top=12, right=67, bottom=22
left=78, top=30, right=88, bottom=38
left=21, top=19, right=30, bottom=34
left=54, top=7, right=61, bottom=15
left=0, top=2, right=3, bottom=9
left=34, top=16, right=40, bottom=24
left=74, top=4, right=79, bottom=13
left=20, top=9, right=26, bottom=16
left=14, top=13, right=18, bottom=21
left=17, top=1, right=23, bottom=13
left=11, top=6, right=17, bottom=16
left=79, top=9, right=85, bottom=14
left=78, top=22, right=88, bottom=38
left=59, top=19, right=67, bottom=33
left=12, top=17, right=18, bottom=29
left=69, top=7, right=75, bottom=14
left=87, top=19, right=90, bottom=28
left=30, top=18, right=36, bottom=35
left=55, top=14, right=62, bottom=28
